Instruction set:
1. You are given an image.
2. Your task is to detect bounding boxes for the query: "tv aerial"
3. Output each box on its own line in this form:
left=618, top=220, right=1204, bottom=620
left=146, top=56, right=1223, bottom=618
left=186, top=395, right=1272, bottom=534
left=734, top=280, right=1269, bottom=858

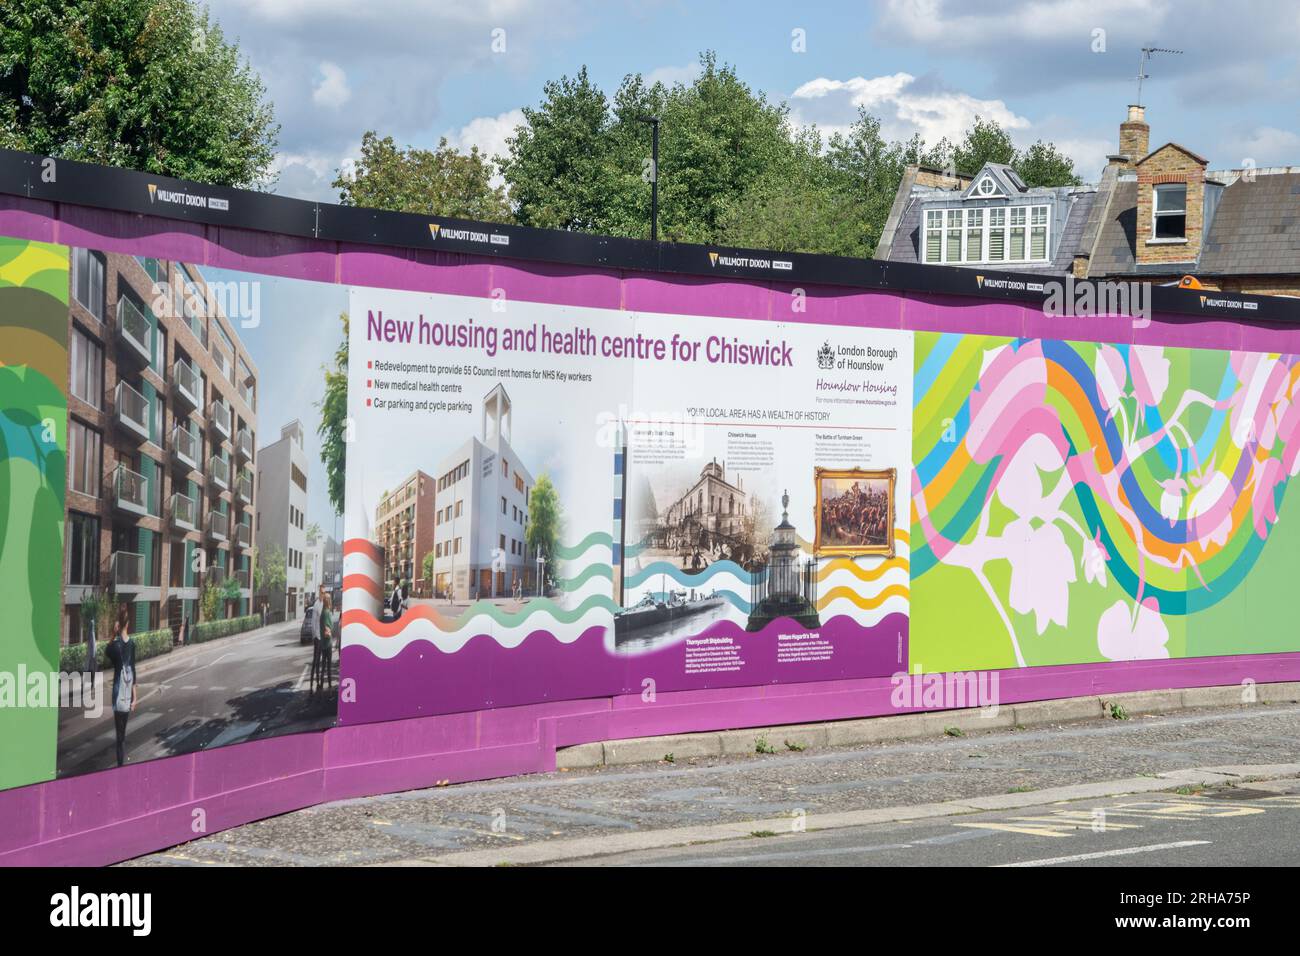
left=1135, top=46, right=1182, bottom=106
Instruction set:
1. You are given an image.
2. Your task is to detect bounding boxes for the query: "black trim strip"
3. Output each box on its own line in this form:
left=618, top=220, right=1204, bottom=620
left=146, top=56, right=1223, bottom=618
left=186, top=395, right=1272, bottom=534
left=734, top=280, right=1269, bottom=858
left=2, top=148, right=1296, bottom=325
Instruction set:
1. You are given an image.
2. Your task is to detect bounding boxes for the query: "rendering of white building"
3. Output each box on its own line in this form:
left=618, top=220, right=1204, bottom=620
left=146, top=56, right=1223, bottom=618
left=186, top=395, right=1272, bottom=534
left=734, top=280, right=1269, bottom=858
left=431, top=384, right=535, bottom=601
left=255, top=420, right=309, bottom=618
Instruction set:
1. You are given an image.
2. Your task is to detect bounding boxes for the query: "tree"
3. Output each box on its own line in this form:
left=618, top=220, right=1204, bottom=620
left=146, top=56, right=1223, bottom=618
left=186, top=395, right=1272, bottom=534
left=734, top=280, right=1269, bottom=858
left=421, top=550, right=435, bottom=585
left=333, top=132, right=511, bottom=220
left=219, top=574, right=241, bottom=608
left=305, top=522, right=322, bottom=547
left=501, top=66, right=618, bottom=232
left=200, top=581, right=221, bottom=622
left=0, top=0, right=279, bottom=187
left=316, top=312, right=348, bottom=516
left=502, top=52, right=802, bottom=244
left=1014, top=140, right=1082, bottom=187
left=949, top=116, right=1081, bottom=187
left=524, top=473, right=562, bottom=585
left=253, top=545, right=286, bottom=602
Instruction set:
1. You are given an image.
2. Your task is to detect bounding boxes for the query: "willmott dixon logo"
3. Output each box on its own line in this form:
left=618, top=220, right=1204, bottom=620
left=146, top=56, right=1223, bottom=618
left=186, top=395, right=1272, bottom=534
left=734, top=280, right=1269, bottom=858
left=976, top=274, right=985, bottom=288
left=429, top=223, right=440, bottom=239
left=147, top=183, right=156, bottom=203
left=708, top=251, right=719, bottom=267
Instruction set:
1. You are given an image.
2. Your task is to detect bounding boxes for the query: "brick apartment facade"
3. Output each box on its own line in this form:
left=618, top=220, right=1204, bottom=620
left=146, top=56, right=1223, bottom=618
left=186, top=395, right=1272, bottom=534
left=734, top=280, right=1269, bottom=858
left=375, top=470, right=435, bottom=596
left=64, top=251, right=259, bottom=645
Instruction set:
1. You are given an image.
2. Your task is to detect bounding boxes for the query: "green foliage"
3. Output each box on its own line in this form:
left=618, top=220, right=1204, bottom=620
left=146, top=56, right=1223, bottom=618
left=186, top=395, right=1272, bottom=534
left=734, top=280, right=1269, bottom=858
left=947, top=116, right=1081, bottom=187
left=421, top=549, right=435, bottom=583
left=200, top=580, right=221, bottom=622
left=316, top=312, right=349, bottom=516
left=189, top=613, right=259, bottom=645
left=333, top=131, right=511, bottom=220
left=59, top=627, right=172, bottom=670
left=253, top=544, right=286, bottom=598
left=755, top=736, right=776, bottom=754
left=1109, top=702, right=1130, bottom=720
left=219, top=573, right=241, bottom=604
left=0, top=0, right=278, bottom=187
left=943, top=726, right=965, bottom=737
left=524, top=473, right=561, bottom=579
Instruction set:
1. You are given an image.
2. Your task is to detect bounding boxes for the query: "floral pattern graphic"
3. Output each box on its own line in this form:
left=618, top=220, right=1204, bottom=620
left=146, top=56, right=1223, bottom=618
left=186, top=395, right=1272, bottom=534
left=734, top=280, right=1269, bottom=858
left=912, top=333, right=1300, bottom=671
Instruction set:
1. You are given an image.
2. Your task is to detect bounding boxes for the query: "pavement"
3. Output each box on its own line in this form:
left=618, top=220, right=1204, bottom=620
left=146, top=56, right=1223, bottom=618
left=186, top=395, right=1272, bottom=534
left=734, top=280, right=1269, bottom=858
left=58, top=619, right=336, bottom=776
left=122, top=696, right=1300, bottom=867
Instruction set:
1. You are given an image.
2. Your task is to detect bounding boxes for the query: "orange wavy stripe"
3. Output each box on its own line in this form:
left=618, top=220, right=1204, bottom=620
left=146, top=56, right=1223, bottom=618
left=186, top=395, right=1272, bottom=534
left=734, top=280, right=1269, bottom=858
left=343, top=573, right=383, bottom=599
left=341, top=604, right=451, bottom=636
left=344, top=538, right=383, bottom=563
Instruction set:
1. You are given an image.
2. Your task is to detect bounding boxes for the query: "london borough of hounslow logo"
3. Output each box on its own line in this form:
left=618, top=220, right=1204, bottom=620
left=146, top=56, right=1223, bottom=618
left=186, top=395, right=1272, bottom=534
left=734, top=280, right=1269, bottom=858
left=817, top=341, right=836, bottom=370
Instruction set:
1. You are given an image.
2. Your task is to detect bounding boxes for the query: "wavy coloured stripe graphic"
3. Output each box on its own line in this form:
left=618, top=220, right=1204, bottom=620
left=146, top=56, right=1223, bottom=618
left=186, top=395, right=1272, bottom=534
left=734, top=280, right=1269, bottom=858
left=554, top=531, right=613, bottom=560
left=342, top=592, right=621, bottom=636
left=911, top=330, right=1300, bottom=671
left=818, top=583, right=910, bottom=612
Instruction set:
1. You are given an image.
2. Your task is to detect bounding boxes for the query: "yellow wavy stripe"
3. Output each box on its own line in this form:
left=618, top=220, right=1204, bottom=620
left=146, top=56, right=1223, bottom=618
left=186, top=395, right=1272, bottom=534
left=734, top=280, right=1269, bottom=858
left=0, top=244, right=67, bottom=287
left=817, top=556, right=909, bottom=583
left=817, top=582, right=910, bottom=612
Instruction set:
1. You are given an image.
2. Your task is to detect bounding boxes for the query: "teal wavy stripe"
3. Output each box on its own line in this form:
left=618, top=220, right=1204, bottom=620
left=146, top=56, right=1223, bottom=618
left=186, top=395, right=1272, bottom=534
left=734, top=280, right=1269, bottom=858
left=555, top=563, right=613, bottom=590
left=555, top=531, right=612, bottom=560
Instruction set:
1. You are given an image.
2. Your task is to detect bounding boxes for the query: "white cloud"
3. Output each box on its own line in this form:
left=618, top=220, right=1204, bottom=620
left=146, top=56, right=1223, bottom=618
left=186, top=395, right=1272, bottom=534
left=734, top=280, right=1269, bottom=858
left=1221, top=127, right=1300, bottom=169
left=446, top=108, right=526, bottom=163
left=311, top=62, right=352, bottom=109
left=644, top=62, right=702, bottom=87
left=790, top=72, right=1029, bottom=147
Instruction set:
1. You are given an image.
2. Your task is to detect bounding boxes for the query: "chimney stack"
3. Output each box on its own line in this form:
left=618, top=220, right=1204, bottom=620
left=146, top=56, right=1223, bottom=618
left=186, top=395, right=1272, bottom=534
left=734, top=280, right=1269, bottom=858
left=1119, top=104, right=1150, bottom=162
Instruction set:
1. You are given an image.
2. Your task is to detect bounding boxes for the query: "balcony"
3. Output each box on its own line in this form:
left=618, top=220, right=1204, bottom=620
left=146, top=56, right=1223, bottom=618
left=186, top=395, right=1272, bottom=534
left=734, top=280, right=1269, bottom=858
left=207, top=510, right=229, bottom=542
left=112, top=464, right=148, bottom=517
left=237, top=472, right=253, bottom=505
left=235, top=522, right=252, bottom=549
left=236, top=427, right=253, bottom=462
left=109, top=551, right=144, bottom=592
left=172, top=358, right=201, bottom=411
left=171, top=423, right=199, bottom=471
left=209, top=400, right=232, bottom=440
left=116, top=296, right=152, bottom=365
left=206, top=564, right=227, bottom=586
left=238, top=381, right=255, bottom=411
left=236, top=568, right=251, bottom=590
left=114, top=380, right=151, bottom=442
left=209, top=455, right=230, bottom=491
left=170, top=492, right=196, bottom=533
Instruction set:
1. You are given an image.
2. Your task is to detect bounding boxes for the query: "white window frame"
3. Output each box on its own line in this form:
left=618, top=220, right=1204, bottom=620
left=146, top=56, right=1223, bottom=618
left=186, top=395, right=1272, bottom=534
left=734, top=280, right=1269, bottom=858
left=923, top=203, right=1051, bottom=265
left=1152, top=183, right=1188, bottom=241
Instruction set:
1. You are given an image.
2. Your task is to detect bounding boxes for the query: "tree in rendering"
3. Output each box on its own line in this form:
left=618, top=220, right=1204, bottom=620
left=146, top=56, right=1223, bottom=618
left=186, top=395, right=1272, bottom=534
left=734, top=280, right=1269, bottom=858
left=333, top=132, right=511, bottom=221
left=253, top=545, right=286, bottom=607
left=524, top=474, right=562, bottom=588
left=316, top=312, right=349, bottom=516
left=0, top=0, right=279, bottom=187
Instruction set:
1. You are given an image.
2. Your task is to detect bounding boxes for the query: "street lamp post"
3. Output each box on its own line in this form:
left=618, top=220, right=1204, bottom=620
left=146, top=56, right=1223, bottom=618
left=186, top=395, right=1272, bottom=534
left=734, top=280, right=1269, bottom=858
left=634, top=115, right=659, bottom=242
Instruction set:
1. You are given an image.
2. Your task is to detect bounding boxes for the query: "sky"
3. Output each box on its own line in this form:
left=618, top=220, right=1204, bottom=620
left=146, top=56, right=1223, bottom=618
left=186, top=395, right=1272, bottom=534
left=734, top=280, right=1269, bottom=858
left=202, top=0, right=1300, bottom=203
left=204, top=264, right=349, bottom=540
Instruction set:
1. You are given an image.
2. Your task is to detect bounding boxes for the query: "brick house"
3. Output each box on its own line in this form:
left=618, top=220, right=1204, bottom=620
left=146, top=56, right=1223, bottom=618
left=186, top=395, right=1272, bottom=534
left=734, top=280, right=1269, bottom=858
left=876, top=105, right=1300, bottom=297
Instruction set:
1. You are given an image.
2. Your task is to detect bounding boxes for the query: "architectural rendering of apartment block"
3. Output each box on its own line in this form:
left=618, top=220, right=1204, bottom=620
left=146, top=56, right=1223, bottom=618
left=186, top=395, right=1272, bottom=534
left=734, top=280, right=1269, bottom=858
left=430, top=385, right=534, bottom=601
left=64, top=252, right=259, bottom=645
left=254, top=420, right=309, bottom=619
left=374, top=470, right=434, bottom=595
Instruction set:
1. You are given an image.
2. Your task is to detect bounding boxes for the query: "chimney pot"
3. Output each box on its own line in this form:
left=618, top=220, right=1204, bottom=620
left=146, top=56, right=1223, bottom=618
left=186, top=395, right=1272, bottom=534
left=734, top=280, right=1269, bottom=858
left=1120, top=104, right=1151, bottom=161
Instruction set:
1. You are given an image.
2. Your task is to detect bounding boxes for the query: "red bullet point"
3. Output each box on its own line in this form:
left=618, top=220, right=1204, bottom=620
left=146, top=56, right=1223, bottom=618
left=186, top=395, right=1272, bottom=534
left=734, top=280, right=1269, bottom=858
left=367, top=379, right=372, bottom=387
left=367, top=360, right=373, bottom=369
left=366, top=398, right=372, bottom=406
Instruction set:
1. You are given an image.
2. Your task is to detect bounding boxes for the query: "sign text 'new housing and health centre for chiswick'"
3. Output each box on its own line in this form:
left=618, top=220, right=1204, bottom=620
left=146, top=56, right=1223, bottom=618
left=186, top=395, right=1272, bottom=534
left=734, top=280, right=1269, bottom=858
left=2, top=149, right=1300, bottom=864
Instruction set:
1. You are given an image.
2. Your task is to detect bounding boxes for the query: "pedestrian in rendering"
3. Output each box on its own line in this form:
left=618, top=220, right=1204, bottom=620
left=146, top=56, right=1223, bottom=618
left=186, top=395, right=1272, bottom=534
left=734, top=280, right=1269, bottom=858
left=310, top=586, right=325, bottom=693
left=388, top=581, right=403, bottom=621
left=104, top=604, right=137, bottom=768
left=317, top=591, right=335, bottom=693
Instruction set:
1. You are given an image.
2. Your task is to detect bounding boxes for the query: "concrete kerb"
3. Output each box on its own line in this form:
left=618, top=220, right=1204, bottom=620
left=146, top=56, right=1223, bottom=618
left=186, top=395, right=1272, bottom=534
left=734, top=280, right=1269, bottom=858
left=554, top=682, right=1300, bottom=770
left=409, top=764, right=1300, bottom=867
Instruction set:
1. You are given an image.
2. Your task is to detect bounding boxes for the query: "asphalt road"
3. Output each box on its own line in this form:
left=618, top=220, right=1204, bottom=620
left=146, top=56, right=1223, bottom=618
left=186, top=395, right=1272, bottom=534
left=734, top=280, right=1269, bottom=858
left=124, top=700, right=1300, bottom=867
left=561, top=779, right=1300, bottom=867
left=58, top=620, right=336, bottom=777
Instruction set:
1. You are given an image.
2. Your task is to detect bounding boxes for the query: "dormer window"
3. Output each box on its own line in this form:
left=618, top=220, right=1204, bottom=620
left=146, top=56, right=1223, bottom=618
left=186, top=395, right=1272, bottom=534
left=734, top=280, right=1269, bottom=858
left=922, top=203, right=1051, bottom=265
left=1153, top=183, right=1187, bottom=240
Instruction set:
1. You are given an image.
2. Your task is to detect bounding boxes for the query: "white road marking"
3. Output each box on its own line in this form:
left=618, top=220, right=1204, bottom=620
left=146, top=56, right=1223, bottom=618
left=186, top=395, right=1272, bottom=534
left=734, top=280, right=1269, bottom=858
left=998, top=840, right=1211, bottom=867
